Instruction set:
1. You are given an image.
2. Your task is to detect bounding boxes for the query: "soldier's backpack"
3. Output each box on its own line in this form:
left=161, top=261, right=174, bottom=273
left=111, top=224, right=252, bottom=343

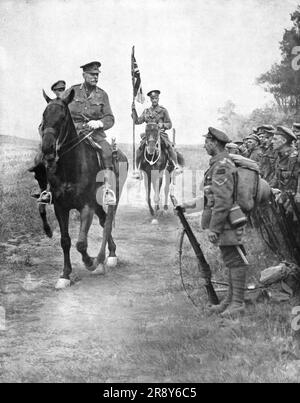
left=229, top=154, right=271, bottom=213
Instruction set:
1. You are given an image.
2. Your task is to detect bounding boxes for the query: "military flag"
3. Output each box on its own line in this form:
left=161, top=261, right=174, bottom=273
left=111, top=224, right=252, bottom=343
left=131, top=46, right=145, bottom=104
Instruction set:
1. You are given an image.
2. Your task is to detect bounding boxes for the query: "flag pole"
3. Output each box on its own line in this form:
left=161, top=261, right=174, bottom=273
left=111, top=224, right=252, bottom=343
left=131, top=46, right=136, bottom=172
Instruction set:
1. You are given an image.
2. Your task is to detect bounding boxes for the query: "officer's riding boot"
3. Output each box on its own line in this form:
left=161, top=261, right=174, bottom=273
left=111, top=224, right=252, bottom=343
left=208, top=269, right=233, bottom=315
left=29, top=163, right=52, bottom=204
left=221, top=266, right=246, bottom=318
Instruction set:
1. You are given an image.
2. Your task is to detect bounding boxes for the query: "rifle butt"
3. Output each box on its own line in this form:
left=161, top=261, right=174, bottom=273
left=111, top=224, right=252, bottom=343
left=205, top=282, right=219, bottom=305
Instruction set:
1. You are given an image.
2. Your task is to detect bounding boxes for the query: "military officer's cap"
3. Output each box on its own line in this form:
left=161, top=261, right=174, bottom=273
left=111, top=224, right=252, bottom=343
left=204, top=127, right=230, bottom=144
left=245, top=134, right=260, bottom=143
left=226, top=142, right=239, bottom=149
left=276, top=126, right=297, bottom=142
left=257, top=125, right=275, bottom=136
left=292, top=122, right=300, bottom=131
left=80, top=61, right=101, bottom=73
left=51, top=80, right=66, bottom=91
left=147, top=90, right=161, bottom=97
left=233, top=140, right=244, bottom=146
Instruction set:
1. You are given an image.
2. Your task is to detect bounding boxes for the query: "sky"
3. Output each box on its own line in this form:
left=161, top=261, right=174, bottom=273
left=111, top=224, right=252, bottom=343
left=0, top=0, right=299, bottom=144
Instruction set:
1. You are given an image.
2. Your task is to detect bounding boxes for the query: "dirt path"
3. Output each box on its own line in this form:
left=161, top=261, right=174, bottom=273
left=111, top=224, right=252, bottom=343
left=1, top=206, right=201, bottom=383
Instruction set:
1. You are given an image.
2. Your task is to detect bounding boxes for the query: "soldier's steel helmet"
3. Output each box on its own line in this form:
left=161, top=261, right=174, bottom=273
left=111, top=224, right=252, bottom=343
left=203, top=127, right=230, bottom=144
left=51, top=80, right=66, bottom=91
left=80, top=61, right=101, bottom=73
left=147, top=90, right=160, bottom=97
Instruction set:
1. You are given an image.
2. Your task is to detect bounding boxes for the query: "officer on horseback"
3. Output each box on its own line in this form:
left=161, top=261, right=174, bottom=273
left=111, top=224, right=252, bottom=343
left=131, top=90, right=182, bottom=179
left=30, top=61, right=116, bottom=205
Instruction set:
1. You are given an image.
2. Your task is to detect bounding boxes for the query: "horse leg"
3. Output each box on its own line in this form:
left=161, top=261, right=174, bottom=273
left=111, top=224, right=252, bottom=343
left=163, top=170, right=172, bottom=210
left=106, top=234, right=117, bottom=267
left=39, top=204, right=52, bottom=238
left=92, top=205, right=114, bottom=273
left=95, top=207, right=117, bottom=268
left=54, top=205, right=72, bottom=289
left=152, top=170, right=162, bottom=212
left=76, top=204, right=94, bottom=270
left=144, top=171, right=154, bottom=216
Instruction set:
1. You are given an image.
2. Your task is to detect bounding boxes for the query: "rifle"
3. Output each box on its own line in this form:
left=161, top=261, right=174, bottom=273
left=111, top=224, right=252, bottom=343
left=170, top=194, right=219, bottom=305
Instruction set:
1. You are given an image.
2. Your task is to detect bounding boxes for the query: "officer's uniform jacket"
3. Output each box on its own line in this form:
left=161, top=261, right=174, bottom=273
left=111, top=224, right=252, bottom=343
left=135, top=105, right=172, bottom=130
left=271, top=146, right=300, bottom=193
left=201, top=151, right=244, bottom=245
left=66, top=84, right=115, bottom=138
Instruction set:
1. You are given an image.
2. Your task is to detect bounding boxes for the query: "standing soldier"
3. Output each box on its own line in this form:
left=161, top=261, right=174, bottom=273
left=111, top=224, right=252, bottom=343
left=131, top=90, right=182, bottom=178
left=257, top=125, right=276, bottom=182
left=271, top=126, right=300, bottom=201
left=244, top=133, right=263, bottom=164
left=293, top=123, right=300, bottom=162
left=178, top=127, right=248, bottom=318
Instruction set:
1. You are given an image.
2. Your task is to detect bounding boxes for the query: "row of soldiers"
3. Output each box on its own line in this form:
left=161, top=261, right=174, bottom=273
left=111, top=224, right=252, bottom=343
left=225, top=124, right=300, bottom=200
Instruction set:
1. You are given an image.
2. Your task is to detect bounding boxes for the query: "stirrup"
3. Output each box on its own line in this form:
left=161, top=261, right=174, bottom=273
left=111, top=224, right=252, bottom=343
left=103, top=187, right=116, bottom=206
left=37, top=190, right=52, bottom=205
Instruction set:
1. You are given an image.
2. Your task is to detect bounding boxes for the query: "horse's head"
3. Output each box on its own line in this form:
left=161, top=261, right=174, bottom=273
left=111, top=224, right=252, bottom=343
left=41, top=89, right=75, bottom=156
left=145, top=123, right=159, bottom=154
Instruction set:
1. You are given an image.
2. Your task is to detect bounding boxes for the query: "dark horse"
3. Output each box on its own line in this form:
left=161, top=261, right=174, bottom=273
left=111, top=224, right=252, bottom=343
left=139, top=123, right=184, bottom=217
left=36, top=89, right=128, bottom=289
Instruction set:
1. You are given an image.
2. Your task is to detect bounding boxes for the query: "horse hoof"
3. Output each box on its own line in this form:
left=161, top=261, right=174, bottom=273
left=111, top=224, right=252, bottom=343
left=106, top=257, right=118, bottom=267
left=90, top=263, right=105, bottom=275
left=55, top=278, right=71, bottom=289
left=151, top=219, right=158, bottom=225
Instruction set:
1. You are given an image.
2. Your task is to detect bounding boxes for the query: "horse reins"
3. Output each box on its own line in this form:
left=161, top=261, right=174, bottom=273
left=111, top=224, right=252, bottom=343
left=144, top=133, right=161, bottom=166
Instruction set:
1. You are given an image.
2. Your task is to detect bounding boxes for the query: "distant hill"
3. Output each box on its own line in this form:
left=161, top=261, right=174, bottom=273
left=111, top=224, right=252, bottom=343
left=0, top=135, right=207, bottom=170
left=0, top=134, right=39, bottom=147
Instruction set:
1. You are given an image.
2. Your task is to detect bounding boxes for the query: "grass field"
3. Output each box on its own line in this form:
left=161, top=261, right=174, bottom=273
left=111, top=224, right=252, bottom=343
left=1, top=134, right=300, bottom=382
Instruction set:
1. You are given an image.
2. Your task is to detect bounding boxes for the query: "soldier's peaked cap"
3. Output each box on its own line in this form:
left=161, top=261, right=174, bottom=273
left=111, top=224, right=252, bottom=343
left=292, top=122, right=300, bottom=130
left=276, top=126, right=296, bottom=141
left=257, top=125, right=275, bottom=135
left=147, top=90, right=160, bottom=97
left=51, top=80, right=66, bottom=91
left=80, top=61, right=101, bottom=73
left=204, top=127, right=230, bottom=144
left=245, top=133, right=261, bottom=143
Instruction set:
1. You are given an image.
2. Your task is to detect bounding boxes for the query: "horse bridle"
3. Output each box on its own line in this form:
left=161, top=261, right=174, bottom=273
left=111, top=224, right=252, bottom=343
left=144, top=129, right=162, bottom=166
left=42, top=101, right=94, bottom=160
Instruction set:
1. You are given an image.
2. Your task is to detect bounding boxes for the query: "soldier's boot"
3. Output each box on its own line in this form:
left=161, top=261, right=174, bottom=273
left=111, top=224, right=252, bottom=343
left=208, top=269, right=233, bottom=315
left=220, top=266, right=246, bottom=318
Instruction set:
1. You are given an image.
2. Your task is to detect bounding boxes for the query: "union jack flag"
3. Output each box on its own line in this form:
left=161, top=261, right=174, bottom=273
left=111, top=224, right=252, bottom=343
left=131, top=46, right=145, bottom=104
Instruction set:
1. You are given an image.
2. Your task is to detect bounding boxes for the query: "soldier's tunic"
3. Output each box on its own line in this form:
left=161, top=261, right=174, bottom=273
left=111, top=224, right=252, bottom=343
left=134, top=105, right=172, bottom=130
left=246, top=147, right=263, bottom=165
left=201, top=150, right=247, bottom=268
left=66, top=83, right=115, bottom=168
left=260, top=146, right=276, bottom=183
left=270, top=146, right=300, bottom=194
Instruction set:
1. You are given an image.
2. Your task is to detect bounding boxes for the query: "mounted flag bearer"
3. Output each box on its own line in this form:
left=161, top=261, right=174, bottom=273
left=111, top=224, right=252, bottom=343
left=131, top=89, right=182, bottom=179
